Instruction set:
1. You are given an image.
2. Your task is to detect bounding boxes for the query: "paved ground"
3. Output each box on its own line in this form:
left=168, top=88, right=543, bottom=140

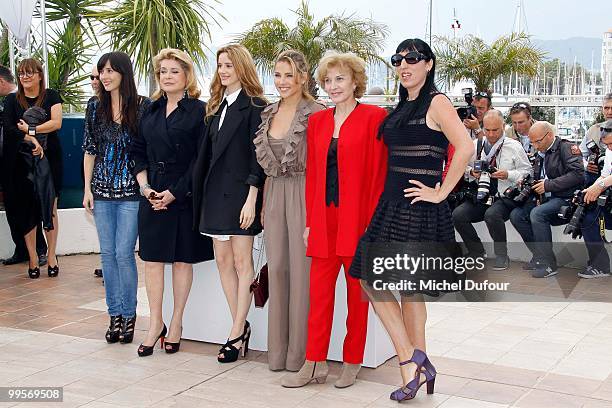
left=1, top=254, right=612, bottom=407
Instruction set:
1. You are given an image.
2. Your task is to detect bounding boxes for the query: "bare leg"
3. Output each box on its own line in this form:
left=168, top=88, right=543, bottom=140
left=142, top=261, right=165, bottom=346
left=167, top=262, right=193, bottom=345
left=401, top=295, right=427, bottom=352
left=220, top=235, right=255, bottom=355
left=360, top=281, right=420, bottom=385
left=24, top=227, right=38, bottom=269
left=214, top=239, right=238, bottom=320
left=44, top=199, right=60, bottom=267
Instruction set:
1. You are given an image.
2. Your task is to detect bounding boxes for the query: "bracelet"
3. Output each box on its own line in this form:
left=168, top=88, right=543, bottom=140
left=28, top=125, right=36, bottom=136
left=139, top=183, right=151, bottom=196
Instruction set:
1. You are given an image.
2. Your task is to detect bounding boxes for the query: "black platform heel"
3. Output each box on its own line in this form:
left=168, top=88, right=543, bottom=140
left=119, top=315, right=137, bottom=344
left=217, top=321, right=251, bottom=363
left=217, top=335, right=244, bottom=363
left=48, top=261, right=59, bottom=278
left=242, top=321, right=251, bottom=357
left=138, top=324, right=167, bottom=357
left=165, top=326, right=183, bottom=354
left=105, top=315, right=123, bottom=343
left=28, top=266, right=40, bottom=279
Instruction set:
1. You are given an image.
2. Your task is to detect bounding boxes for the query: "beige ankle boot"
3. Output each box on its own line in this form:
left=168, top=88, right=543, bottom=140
left=334, top=363, right=361, bottom=388
left=281, top=360, right=328, bottom=388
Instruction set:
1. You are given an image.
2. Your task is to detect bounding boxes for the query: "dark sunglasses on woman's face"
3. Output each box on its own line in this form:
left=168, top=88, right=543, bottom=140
left=390, top=51, right=429, bottom=67
left=90, top=75, right=99, bottom=81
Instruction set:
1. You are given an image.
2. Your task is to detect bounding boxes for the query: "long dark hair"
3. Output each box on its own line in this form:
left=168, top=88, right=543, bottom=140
left=379, top=38, right=438, bottom=136
left=16, top=58, right=46, bottom=110
left=96, top=52, right=139, bottom=135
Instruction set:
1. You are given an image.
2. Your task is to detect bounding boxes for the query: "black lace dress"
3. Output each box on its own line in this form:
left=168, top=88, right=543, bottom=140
left=349, top=94, right=461, bottom=296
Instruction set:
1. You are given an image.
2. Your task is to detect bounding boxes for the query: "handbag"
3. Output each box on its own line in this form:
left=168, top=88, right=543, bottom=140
left=250, top=235, right=269, bottom=308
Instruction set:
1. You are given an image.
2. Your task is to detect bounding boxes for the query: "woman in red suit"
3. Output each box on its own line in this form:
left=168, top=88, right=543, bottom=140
left=282, top=51, right=387, bottom=389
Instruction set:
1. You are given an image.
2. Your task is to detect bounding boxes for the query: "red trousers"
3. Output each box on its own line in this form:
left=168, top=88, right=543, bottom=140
left=305, top=205, right=369, bottom=364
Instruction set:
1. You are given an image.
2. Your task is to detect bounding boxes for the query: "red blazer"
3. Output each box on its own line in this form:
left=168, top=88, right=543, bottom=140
left=305, top=103, right=388, bottom=258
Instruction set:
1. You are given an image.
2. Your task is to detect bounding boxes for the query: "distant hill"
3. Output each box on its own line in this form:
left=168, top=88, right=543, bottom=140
left=533, top=37, right=602, bottom=70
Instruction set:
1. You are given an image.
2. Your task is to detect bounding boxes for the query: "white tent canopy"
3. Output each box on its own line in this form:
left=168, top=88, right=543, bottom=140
left=0, top=0, right=38, bottom=47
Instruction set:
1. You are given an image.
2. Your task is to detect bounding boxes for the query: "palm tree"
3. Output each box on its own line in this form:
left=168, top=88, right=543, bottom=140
left=434, top=32, right=545, bottom=93
left=43, top=0, right=108, bottom=109
left=235, top=0, right=389, bottom=96
left=92, top=0, right=225, bottom=95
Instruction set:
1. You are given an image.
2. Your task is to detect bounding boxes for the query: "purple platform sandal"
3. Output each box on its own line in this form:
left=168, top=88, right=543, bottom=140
left=390, top=349, right=436, bottom=402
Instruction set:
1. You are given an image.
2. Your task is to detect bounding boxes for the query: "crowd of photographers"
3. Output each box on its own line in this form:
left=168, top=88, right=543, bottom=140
left=448, top=91, right=612, bottom=279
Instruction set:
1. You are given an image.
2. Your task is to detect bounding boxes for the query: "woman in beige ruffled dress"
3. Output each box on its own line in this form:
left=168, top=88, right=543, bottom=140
left=254, top=50, right=325, bottom=372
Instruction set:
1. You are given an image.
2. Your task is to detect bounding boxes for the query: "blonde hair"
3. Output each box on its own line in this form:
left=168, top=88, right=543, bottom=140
left=274, top=50, right=313, bottom=101
left=152, top=48, right=200, bottom=100
left=206, top=44, right=265, bottom=118
left=316, top=51, right=367, bottom=98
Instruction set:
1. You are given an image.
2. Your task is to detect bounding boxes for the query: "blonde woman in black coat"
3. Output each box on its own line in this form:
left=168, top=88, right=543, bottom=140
left=131, top=49, right=213, bottom=357
left=192, top=44, right=266, bottom=363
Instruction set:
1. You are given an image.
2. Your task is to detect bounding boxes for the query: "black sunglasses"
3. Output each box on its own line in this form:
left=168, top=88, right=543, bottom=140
left=600, top=127, right=612, bottom=135
left=90, top=75, right=99, bottom=81
left=390, top=51, right=429, bottom=67
left=510, top=102, right=531, bottom=113
left=474, top=91, right=491, bottom=99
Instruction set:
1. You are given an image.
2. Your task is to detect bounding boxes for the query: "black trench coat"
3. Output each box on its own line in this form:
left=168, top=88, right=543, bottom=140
left=192, top=90, right=266, bottom=236
left=130, top=97, right=213, bottom=263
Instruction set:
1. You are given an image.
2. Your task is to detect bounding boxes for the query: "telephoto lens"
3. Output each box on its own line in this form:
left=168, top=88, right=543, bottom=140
left=476, top=172, right=492, bottom=204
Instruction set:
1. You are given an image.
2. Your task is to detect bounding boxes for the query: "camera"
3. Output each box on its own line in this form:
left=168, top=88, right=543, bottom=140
left=504, top=174, right=538, bottom=205
left=597, top=188, right=612, bottom=214
left=585, top=140, right=605, bottom=173
left=472, top=160, right=497, bottom=205
left=558, top=190, right=592, bottom=239
left=456, top=88, right=478, bottom=121
left=447, top=180, right=477, bottom=209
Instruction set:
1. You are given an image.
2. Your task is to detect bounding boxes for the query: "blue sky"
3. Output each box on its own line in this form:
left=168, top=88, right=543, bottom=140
left=212, top=0, right=609, bottom=55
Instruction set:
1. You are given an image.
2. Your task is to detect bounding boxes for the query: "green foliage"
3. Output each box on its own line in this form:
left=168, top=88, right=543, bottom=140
left=235, top=0, right=389, bottom=96
left=36, top=0, right=108, bottom=110
left=46, top=23, right=91, bottom=110
left=92, top=0, right=225, bottom=95
left=434, top=33, right=545, bottom=92
left=0, top=24, right=9, bottom=67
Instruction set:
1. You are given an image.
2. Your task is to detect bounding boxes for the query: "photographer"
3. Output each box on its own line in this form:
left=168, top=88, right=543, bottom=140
left=452, top=110, right=531, bottom=270
left=509, top=122, right=585, bottom=278
left=505, top=102, right=535, bottom=155
left=578, top=120, right=612, bottom=279
left=443, top=91, right=492, bottom=198
left=580, top=93, right=612, bottom=184
left=463, top=90, right=492, bottom=140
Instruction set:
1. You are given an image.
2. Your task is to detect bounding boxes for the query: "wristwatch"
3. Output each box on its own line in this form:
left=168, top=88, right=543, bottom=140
left=474, top=128, right=482, bottom=136
left=597, top=179, right=606, bottom=189
left=139, top=183, right=151, bottom=196
left=28, top=125, right=36, bottom=136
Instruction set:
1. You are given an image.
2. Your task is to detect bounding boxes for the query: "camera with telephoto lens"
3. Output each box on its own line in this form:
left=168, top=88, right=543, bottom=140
left=456, top=88, right=478, bottom=121
left=473, top=160, right=497, bottom=205
left=558, top=190, right=593, bottom=239
left=504, top=174, right=538, bottom=204
left=585, top=139, right=605, bottom=173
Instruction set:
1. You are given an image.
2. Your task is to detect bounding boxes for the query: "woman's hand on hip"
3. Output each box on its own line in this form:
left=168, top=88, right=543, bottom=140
left=404, top=180, right=445, bottom=204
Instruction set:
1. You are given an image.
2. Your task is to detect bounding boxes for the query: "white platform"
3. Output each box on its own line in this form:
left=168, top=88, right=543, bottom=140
left=161, top=236, right=396, bottom=368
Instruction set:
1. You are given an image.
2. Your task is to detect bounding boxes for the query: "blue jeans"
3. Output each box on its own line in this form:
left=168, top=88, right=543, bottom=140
left=581, top=207, right=612, bottom=272
left=510, top=197, right=569, bottom=267
left=93, top=200, right=139, bottom=317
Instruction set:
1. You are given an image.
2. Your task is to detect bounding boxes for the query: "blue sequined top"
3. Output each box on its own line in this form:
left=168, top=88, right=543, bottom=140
left=82, top=96, right=151, bottom=200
